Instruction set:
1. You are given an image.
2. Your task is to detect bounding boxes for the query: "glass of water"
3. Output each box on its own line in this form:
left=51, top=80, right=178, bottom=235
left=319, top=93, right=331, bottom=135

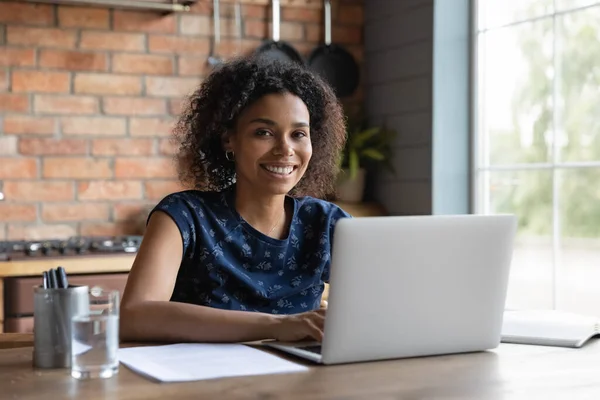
left=70, top=287, right=119, bottom=379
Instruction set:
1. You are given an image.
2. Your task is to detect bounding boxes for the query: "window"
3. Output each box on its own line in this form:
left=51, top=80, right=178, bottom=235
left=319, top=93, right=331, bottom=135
left=473, top=1, right=600, bottom=316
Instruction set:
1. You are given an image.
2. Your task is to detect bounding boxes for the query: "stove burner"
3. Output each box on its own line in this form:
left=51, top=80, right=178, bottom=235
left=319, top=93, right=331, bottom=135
left=0, top=235, right=142, bottom=260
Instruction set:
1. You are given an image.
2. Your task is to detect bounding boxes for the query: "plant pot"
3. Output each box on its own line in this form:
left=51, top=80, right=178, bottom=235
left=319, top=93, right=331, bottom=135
left=336, top=168, right=366, bottom=203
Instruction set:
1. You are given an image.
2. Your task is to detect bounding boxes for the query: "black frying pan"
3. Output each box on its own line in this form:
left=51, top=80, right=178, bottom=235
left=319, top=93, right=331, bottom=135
left=255, top=0, right=304, bottom=64
left=308, top=0, right=360, bottom=97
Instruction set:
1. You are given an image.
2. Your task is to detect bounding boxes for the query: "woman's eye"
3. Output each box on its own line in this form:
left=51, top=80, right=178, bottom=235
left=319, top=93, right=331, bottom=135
left=294, top=131, right=308, bottom=138
left=256, top=129, right=271, bottom=136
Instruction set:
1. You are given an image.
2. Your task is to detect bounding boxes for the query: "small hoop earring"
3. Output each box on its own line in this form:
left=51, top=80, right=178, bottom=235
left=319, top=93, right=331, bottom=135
left=225, top=151, right=235, bottom=162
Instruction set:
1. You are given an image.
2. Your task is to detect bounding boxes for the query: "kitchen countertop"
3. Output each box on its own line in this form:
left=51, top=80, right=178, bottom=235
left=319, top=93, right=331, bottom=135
left=0, top=253, right=136, bottom=278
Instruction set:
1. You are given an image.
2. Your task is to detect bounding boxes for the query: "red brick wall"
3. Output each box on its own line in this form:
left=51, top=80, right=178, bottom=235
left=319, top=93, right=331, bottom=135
left=0, top=0, right=364, bottom=240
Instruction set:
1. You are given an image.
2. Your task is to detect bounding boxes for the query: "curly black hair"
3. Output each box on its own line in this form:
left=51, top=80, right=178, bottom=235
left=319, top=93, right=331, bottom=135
left=172, top=56, right=347, bottom=199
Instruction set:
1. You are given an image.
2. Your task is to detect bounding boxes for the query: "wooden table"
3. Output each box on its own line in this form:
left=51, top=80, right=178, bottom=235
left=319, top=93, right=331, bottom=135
left=2, top=334, right=600, bottom=399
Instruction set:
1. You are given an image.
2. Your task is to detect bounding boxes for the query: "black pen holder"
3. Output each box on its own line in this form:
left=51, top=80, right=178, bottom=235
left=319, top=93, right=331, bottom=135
left=33, top=285, right=90, bottom=369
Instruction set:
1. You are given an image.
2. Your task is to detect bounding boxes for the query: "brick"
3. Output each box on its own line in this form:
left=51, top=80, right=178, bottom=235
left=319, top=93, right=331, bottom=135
left=168, top=99, right=185, bottom=116
left=42, top=203, right=110, bottom=222
left=115, top=157, right=175, bottom=178
left=243, top=5, right=268, bottom=19
left=112, top=53, right=174, bottom=75
left=188, top=1, right=210, bottom=14
left=0, top=69, right=6, bottom=91
left=74, top=73, right=142, bottom=95
left=179, top=15, right=211, bottom=36
left=8, top=224, right=76, bottom=240
left=130, top=117, right=175, bottom=137
left=43, top=157, right=112, bottom=179
left=282, top=8, right=321, bottom=22
left=305, top=24, right=322, bottom=43
left=281, top=22, right=304, bottom=41
left=113, top=10, right=177, bottom=33
left=0, top=204, right=37, bottom=222
left=3, top=116, right=56, bottom=135
left=113, top=203, right=153, bottom=221
left=0, top=48, right=36, bottom=67
left=332, top=26, right=362, bottom=45
left=12, top=70, right=71, bottom=93
left=346, top=45, right=363, bottom=62
left=80, top=222, right=134, bottom=236
left=244, top=20, right=268, bottom=38
left=103, top=97, right=166, bottom=116
left=179, top=15, right=239, bottom=38
left=92, top=139, right=154, bottom=156
left=0, top=158, right=37, bottom=178
left=146, top=76, right=199, bottom=98
left=0, top=94, right=29, bottom=113
left=238, top=38, right=264, bottom=55
left=158, top=138, right=177, bottom=155
left=61, top=117, right=127, bottom=136
left=80, top=32, right=146, bottom=52
left=149, top=35, right=210, bottom=54
left=7, top=27, right=77, bottom=48
left=58, top=7, right=109, bottom=28
left=3, top=181, right=74, bottom=201
left=78, top=180, right=142, bottom=200
left=338, top=4, right=364, bottom=24
left=19, top=138, right=87, bottom=155
left=208, top=38, right=260, bottom=59
left=40, top=50, right=108, bottom=71
left=144, top=180, right=186, bottom=200
left=35, top=95, right=98, bottom=115
left=178, top=56, right=211, bottom=76
left=0, top=136, right=17, bottom=155
left=0, top=2, right=54, bottom=26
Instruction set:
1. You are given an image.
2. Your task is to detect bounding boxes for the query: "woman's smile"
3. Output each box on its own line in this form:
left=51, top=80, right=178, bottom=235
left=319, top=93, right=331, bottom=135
left=261, top=164, right=298, bottom=176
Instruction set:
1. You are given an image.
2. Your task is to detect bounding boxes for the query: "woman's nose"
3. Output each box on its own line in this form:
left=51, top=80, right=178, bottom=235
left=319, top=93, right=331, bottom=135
left=274, top=136, right=294, bottom=156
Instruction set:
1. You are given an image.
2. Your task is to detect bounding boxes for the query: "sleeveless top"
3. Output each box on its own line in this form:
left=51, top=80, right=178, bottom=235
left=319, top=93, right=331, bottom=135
left=149, top=185, right=352, bottom=315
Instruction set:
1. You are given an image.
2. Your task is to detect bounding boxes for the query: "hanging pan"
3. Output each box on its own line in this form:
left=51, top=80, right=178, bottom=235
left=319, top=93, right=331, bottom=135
left=308, top=0, right=360, bottom=97
left=207, top=0, right=223, bottom=68
left=255, top=0, right=304, bottom=64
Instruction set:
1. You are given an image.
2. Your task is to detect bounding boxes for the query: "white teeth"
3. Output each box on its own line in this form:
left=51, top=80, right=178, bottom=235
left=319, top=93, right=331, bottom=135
left=264, top=165, right=294, bottom=175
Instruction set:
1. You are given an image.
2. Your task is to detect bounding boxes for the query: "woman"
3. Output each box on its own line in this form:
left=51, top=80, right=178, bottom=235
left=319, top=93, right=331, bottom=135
left=120, top=57, right=351, bottom=344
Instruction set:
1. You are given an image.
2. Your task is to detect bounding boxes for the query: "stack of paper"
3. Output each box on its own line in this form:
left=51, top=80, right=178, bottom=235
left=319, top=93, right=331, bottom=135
left=118, top=343, right=309, bottom=383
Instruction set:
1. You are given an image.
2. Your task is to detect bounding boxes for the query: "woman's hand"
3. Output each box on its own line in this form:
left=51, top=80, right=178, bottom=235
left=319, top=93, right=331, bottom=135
left=271, top=309, right=327, bottom=342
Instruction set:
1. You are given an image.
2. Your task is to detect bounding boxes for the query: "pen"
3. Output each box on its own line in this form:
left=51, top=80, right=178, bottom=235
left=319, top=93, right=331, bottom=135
left=48, top=268, right=58, bottom=289
left=43, top=271, right=49, bottom=289
left=57, top=266, right=68, bottom=289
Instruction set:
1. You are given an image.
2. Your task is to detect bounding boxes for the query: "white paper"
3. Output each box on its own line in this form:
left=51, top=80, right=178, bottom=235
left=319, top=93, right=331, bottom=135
left=118, top=343, right=309, bottom=382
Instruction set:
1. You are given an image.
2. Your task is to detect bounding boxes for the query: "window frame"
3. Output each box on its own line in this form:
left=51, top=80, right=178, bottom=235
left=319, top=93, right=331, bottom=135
left=470, top=0, right=600, bottom=310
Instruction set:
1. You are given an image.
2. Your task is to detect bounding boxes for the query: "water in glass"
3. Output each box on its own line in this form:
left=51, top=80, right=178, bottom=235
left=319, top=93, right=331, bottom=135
left=71, top=288, right=119, bottom=379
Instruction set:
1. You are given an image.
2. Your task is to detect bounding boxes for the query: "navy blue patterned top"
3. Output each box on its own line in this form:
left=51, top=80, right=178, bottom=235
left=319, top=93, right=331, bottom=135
left=149, top=186, right=351, bottom=315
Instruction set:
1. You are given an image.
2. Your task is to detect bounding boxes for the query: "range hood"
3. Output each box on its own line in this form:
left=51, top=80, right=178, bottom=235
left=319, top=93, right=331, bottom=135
left=23, top=0, right=196, bottom=13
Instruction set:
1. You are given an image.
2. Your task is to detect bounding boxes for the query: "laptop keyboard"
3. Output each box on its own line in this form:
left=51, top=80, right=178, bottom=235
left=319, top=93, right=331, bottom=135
left=298, top=345, right=322, bottom=354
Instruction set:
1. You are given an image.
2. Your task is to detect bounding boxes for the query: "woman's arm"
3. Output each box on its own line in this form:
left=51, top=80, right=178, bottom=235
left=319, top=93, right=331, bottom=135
left=120, top=211, right=324, bottom=343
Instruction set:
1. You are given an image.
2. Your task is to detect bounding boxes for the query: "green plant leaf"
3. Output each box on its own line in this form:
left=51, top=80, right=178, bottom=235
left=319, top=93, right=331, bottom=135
left=352, top=127, right=381, bottom=149
left=361, top=148, right=385, bottom=160
left=349, top=149, right=359, bottom=180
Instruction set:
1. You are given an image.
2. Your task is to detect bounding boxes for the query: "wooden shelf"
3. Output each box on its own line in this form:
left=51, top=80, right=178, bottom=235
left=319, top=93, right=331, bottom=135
left=334, top=202, right=387, bottom=218
left=0, top=253, right=136, bottom=333
left=221, top=0, right=322, bottom=7
left=24, top=0, right=197, bottom=13
left=24, top=0, right=323, bottom=11
left=0, top=253, right=136, bottom=278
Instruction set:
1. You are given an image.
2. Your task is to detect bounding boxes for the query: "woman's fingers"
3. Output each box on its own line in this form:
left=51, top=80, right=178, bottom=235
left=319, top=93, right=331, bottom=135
left=305, top=319, right=324, bottom=342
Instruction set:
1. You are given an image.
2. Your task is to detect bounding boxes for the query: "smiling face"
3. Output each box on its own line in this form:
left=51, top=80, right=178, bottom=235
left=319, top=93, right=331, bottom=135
left=223, top=92, right=312, bottom=196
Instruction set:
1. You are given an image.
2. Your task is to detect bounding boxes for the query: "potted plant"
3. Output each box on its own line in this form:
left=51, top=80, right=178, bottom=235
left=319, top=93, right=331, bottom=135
left=336, top=112, right=396, bottom=203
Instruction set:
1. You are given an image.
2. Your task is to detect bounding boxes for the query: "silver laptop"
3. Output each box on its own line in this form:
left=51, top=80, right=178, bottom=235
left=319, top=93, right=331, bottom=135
left=264, top=214, right=517, bottom=364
